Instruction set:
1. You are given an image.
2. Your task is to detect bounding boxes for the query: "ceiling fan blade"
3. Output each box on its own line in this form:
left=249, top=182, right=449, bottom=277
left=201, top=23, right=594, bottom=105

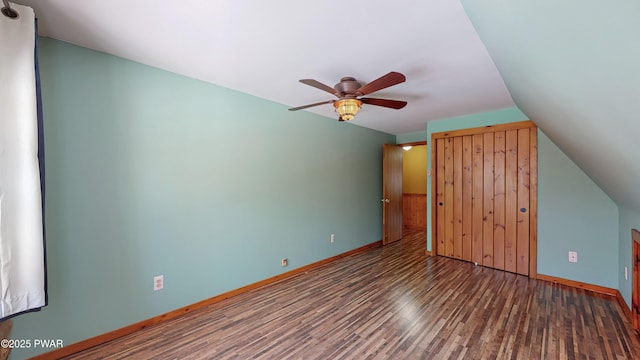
left=356, top=72, right=406, bottom=96
left=288, top=100, right=335, bottom=111
left=299, top=79, right=341, bottom=97
left=361, top=98, right=407, bottom=109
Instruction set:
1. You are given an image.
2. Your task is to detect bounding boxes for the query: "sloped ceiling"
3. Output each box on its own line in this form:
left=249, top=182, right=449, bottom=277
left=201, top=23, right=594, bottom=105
left=6, top=0, right=638, bottom=212
left=461, top=0, right=640, bottom=212
left=11, top=0, right=514, bottom=135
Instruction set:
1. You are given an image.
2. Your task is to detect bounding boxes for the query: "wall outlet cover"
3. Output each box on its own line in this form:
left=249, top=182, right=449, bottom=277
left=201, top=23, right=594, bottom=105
left=153, top=275, right=164, bottom=291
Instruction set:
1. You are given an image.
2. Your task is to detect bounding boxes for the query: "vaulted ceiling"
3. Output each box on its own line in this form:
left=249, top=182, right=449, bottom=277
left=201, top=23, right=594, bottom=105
left=460, top=0, right=640, bottom=212
left=11, top=0, right=640, bottom=212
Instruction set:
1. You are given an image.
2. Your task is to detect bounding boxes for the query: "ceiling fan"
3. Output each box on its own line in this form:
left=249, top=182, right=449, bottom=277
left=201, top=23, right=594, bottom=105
left=288, top=71, right=407, bottom=122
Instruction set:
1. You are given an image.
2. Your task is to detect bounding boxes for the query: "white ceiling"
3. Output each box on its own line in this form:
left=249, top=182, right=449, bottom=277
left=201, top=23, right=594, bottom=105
left=16, top=0, right=514, bottom=135
left=11, top=0, right=639, bottom=212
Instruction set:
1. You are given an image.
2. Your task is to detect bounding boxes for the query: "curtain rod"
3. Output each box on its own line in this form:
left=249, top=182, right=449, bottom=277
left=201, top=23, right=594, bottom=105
left=2, top=0, right=19, bottom=19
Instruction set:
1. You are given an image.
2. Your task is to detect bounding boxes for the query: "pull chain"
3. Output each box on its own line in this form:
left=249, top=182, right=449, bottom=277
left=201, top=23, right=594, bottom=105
left=1, top=0, right=19, bottom=19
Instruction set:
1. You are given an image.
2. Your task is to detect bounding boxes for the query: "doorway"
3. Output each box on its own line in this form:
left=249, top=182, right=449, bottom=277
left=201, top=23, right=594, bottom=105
left=382, top=142, right=427, bottom=248
left=402, top=144, right=427, bottom=231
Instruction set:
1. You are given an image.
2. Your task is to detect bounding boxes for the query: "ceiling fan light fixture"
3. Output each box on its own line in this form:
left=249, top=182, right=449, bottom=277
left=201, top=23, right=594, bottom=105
left=334, top=99, right=362, bottom=121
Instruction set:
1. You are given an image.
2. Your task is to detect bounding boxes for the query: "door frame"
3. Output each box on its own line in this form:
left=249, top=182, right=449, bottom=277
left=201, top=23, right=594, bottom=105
left=632, top=229, right=640, bottom=330
left=430, top=120, right=538, bottom=278
left=398, top=141, right=427, bottom=148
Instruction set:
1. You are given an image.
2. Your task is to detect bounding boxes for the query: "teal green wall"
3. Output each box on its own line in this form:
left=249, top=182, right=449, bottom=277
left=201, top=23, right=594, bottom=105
left=12, top=38, right=394, bottom=358
left=619, top=208, right=640, bottom=307
left=396, top=130, right=427, bottom=144
left=11, top=36, right=632, bottom=358
left=537, top=132, right=618, bottom=287
left=425, top=108, right=618, bottom=289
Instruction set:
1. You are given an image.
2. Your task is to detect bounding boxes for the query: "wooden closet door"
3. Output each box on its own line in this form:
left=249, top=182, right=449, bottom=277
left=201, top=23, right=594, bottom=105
left=433, top=121, right=537, bottom=276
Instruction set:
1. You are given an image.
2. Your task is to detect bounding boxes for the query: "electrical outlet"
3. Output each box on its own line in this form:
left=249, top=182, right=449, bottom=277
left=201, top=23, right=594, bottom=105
left=331, top=234, right=335, bottom=243
left=281, top=258, right=288, bottom=267
left=568, top=251, right=578, bottom=263
left=154, top=275, right=164, bottom=291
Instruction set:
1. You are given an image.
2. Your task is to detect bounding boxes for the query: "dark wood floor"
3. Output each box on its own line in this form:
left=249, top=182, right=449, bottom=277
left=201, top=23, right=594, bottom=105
left=65, top=229, right=640, bottom=359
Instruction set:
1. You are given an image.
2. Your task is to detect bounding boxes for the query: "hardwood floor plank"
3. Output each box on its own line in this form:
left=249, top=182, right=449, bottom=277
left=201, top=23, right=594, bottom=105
left=61, top=229, right=640, bottom=360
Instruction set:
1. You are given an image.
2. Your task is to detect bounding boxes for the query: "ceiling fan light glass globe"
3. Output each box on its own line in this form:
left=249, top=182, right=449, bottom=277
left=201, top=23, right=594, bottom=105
left=334, top=99, right=362, bottom=121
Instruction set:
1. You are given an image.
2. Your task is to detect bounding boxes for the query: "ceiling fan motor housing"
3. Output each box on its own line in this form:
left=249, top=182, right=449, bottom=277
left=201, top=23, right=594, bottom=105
left=335, top=77, right=362, bottom=96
